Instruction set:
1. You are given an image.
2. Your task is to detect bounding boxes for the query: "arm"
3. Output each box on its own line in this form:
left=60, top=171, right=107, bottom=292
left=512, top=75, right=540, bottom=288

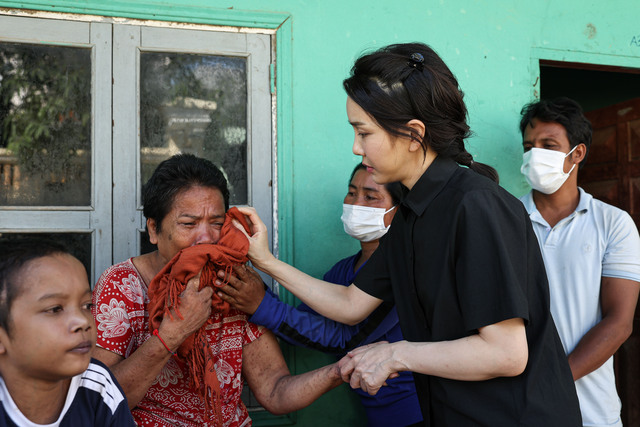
left=233, top=206, right=382, bottom=324
left=339, top=317, right=528, bottom=395
left=242, top=329, right=343, bottom=415
left=567, top=277, right=639, bottom=380
left=217, top=264, right=391, bottom=353
left=93, top=276, right=214, bottom=409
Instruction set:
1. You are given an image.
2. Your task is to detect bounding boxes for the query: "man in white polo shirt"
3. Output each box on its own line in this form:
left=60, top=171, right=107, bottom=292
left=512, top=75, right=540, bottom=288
left=519, top=97, right=640, bottom=427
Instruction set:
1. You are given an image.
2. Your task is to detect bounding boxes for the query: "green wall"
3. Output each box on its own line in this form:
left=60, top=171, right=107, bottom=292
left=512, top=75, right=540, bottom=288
left=2, top=1, right=640, bottom=425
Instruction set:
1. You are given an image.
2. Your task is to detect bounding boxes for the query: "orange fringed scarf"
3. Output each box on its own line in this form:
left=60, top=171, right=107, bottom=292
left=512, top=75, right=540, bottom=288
left=147, top=207, right=251, bottom=426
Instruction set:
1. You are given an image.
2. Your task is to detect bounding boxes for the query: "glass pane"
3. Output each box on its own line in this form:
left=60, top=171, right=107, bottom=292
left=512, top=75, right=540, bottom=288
left=140, top=52, right=248, bottom=205
left=0, top=42, right=92, bottom=206
left=0, top=232, right=92, bottom=279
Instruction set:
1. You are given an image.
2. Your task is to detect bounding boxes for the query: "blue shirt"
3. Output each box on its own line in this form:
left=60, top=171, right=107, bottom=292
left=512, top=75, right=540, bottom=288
left=521, top=188, right=640, bottom=427
left=251, top=252, right=422, bottom=427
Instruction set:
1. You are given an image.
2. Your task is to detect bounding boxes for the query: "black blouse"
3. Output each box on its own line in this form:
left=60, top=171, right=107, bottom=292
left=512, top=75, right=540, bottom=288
left=354, top=156, right=581, bottom=426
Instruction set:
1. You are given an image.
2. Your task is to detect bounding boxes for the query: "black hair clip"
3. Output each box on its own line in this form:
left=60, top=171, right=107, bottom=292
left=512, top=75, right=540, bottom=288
left=408, top=52, right=424, bottom=71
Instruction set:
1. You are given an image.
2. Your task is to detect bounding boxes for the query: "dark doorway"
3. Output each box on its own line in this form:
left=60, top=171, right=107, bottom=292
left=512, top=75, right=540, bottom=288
left=541, top=61, right=640, bottom=426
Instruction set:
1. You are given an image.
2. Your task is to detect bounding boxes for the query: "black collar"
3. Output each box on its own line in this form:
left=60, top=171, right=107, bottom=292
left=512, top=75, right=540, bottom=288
left=403, top=156, right=459, bottom=216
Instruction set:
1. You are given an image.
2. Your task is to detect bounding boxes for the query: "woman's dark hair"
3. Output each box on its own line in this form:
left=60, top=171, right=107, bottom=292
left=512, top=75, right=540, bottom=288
left=142, top=154, right=230, bottom=232
left=343, top=42, right=498, bottom=183
left=0, top=239, right=69, bottom=333
left=519, top=97, right=592, bottom=168
left=349, top=163, right=405, bottom=205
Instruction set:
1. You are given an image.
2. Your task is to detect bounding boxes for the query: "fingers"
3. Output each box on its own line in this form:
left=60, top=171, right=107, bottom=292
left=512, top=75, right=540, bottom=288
left=234, top=207, right=267, bottom=235
left=339, top=356, right=356, bottom=383
left=232, top=264, right=257, bottom=281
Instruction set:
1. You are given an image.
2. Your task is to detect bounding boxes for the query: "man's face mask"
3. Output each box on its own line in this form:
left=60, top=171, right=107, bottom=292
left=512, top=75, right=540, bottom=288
left=520, top=146, right=578, bottom=194
left=341, top=204, right=396, bottom=242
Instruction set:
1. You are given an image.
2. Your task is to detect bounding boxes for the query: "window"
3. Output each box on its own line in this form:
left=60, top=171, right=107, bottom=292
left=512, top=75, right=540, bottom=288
left=0, top=15, right=274, bottom=284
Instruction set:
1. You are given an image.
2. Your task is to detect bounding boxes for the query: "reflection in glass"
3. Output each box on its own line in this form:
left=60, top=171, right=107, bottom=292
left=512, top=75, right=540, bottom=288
left=0, top=232, right=92, bottom=279
left=0, top=42, right=92, bottom=206
left=140, top=52, right=248, bottom=205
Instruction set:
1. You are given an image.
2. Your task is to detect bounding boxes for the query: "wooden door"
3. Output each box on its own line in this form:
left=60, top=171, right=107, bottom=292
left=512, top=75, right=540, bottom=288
left=579, top=97, right=640, bottom=426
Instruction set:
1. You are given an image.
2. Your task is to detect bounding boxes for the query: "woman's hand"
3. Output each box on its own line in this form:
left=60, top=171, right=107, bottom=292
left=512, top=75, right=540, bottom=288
left=233, top=206, right=277, bottom=271
left=216, top=264, right=266, bottom=315
left=337, top=341, right=402, bottom=395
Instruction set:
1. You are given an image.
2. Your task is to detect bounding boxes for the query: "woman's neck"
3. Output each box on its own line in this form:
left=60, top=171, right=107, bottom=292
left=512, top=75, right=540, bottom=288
left=354, top=240, right=379, bottom=271
left=132, top=250, right=166, bottom=285
left=402, top=149, right=438, bottom=190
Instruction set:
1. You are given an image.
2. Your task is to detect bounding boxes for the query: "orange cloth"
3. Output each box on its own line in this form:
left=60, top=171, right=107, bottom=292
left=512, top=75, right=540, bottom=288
left=147, top=207, right=251, bottom=426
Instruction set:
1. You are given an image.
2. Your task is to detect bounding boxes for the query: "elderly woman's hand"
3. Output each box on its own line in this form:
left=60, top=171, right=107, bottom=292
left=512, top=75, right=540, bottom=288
left=158, top=272, right=213, bottom=350
left=233, top=206, right=276, bottom=271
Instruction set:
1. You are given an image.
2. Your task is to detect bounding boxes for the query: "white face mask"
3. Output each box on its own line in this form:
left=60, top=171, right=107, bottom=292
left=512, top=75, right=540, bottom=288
left=520, top=146, right=578, bottom=194
left=341, top=204, right=396, bottom=242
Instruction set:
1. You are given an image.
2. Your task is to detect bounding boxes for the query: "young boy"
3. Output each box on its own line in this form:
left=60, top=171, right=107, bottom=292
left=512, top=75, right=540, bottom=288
left=0, top=239, right=135, bottom=426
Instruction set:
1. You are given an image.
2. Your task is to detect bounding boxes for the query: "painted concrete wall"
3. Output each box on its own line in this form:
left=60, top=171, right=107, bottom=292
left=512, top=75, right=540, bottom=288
left=2, top=1, right=639, bottom=425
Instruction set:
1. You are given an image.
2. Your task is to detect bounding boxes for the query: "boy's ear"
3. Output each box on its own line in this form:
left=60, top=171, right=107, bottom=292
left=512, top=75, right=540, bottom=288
left=147, top=218, right=159, bottom=245
left=407, top=119, right=426, bottom=153
left=0, top=328, right=8, bottom=355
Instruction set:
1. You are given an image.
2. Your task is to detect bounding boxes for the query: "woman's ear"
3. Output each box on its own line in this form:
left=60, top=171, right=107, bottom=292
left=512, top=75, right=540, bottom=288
left=406, top=119, right=426, bottom=152
left=147, top=218, right=159, bottom=245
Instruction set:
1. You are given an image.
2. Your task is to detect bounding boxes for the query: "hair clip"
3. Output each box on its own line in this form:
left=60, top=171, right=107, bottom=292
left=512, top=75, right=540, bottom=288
left=408, top=53, right=425, bottom=71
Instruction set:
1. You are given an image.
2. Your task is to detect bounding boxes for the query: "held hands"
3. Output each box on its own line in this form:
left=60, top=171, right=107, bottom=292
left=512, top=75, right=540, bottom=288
left=216, top=264, right=266, bottom=315
left=232, top=206, right=276, bottom=271
left=337, top=341, right=402, bottom=396
left=158, top=272, right=213, bottom=349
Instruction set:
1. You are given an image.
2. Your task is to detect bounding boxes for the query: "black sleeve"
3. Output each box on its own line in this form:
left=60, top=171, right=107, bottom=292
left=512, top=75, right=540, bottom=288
left=352, top=233, right=395, bottom=303
left=453, top=188, right=530, bottom=331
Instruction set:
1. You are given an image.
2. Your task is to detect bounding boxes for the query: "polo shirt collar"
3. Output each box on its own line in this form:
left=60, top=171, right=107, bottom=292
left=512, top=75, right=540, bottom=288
left=403, top=155, right=458, bottom=216
left=522, top=187, right=591, bottom=225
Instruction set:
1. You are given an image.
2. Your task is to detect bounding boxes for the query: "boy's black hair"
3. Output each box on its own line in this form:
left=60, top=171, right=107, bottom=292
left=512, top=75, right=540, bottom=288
left=0, top=239, right=69, bottom=332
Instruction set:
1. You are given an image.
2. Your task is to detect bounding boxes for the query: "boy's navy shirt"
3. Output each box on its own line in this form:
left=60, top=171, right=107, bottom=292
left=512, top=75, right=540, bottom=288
left=0, top=358, right=135, bottom=427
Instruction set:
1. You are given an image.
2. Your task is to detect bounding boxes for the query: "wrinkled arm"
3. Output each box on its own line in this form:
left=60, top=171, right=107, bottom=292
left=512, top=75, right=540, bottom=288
left=242, top=330, right=343, bottom=414
left=567, top=277, right=639, bottom=380
left=93, top=344, right=172, bottom=409
left=93, top=276, right=214, bottom=409
left=339, top=317, right=528, bottom=395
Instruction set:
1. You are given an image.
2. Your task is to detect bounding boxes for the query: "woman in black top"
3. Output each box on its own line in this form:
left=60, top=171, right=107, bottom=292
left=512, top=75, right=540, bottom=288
left=223, top=42, right=581, bottom=426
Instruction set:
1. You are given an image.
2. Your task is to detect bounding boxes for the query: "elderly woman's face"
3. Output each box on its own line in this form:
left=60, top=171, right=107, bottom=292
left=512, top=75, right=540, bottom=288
left=148, top=185, right=226, bottom=264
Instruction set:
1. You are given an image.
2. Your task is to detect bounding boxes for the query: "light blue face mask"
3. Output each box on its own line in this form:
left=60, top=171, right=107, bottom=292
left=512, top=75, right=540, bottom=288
left=521, top=146, right=577, bottom=194
left=340, top=204, right=396, bottom=242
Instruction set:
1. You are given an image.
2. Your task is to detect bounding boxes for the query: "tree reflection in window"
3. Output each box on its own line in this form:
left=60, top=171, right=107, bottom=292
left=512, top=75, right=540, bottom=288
left=0, top=42, right=91, bottom=206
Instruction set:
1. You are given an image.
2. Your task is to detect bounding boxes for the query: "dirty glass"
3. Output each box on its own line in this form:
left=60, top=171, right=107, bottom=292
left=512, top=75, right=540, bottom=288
left=0, top=42, right=92, bottom=206
left=140, top=52, right=248, bottom=205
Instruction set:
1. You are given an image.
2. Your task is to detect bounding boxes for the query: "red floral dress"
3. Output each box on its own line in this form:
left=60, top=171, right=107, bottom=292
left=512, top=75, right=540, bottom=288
left=92, top=259, right=264, bottom=427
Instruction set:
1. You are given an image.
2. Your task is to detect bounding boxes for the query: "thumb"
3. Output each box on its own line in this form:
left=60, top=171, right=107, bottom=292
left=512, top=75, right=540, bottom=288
left=185, top=270, right=202, bottom=290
